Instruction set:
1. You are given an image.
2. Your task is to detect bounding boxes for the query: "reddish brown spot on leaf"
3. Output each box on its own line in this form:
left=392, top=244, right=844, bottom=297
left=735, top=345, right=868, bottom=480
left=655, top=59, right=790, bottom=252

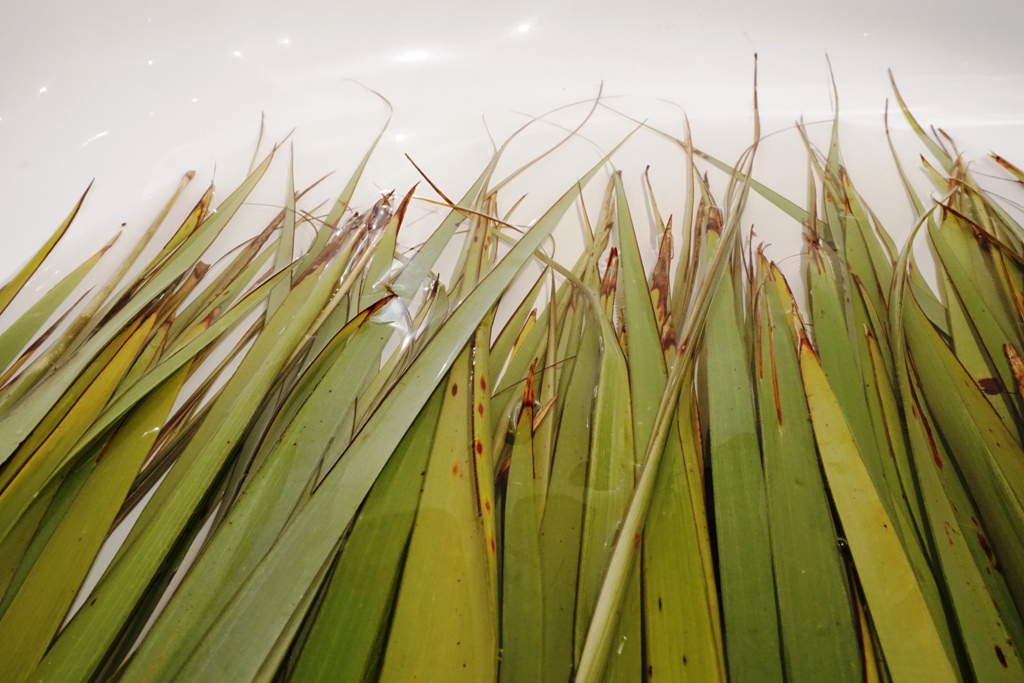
left=633, top=532, right=642, bottom=548
left=451, top=383, right=458, bottom=396
left=996, top=645, right=1008, bottom=668
left=475, top=439, right=484, bottom=456
left=480, top=376, right=487, bottom=391
left=979, top=377, right=1004, bottom=395
left=490, top=536, right=497, bottom=555
left=452, top=463, right=460, bottom=476
left=484, top=499, right=491, bottom=512
left=477, top=402, right=485, bottom=417
left=978, top=533, right=1002, bottom=572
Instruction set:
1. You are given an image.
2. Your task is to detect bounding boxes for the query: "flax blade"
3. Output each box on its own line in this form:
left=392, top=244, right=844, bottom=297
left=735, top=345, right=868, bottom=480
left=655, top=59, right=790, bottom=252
left=0, top=185, right=87, bottom=316
left=701, top=233, right=782, bottom=683
left=147, top=138, right=633, bottom=683
left=756, top=258, right=861, bottom=683
left=378, top=346, right=497, bottom=682
left=800, top=334, right=958, bottom=683
left=500, top=369, right=543, bottom=683
left=288, top=383, right=445, bottom=683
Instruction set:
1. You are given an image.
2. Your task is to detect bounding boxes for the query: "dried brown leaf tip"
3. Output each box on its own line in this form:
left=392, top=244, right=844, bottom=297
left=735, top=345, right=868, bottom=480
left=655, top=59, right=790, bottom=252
left=1003, top=343, right=1024, bottom=405
left=523, top=358, right=537, bottom=407
left=706, top=206, right=723, bottom=236
left=650, top=217, right=673, bottom=335
left=992, top=153, right=1024, bottom=184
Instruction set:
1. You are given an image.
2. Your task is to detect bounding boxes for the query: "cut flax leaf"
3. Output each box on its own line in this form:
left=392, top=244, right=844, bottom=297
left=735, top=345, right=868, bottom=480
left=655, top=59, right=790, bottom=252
left=378, top=346, right=497, bottom=682
left=701, top=233, right=782, bottom=683
left=573, top=301, right=640, bottom=682
left=893, top=346, right=1024, bottom=681
left=288, top=383, right=445, bottom=683
left=8, top=82, right=1024, bottom=683
left=0, top=183, right=87, bottom=317
left=0, top=150, right=276, bottom=468
left=613, top=172, right=722, bottom=682
left=902, top=291, right=1024, bottom=619
left=500, top=363, right=543, bottom=683
left=33, top=232, right=362, bottom=683
left=152, top=137, right=633, bottom=683
left=800, top=335, right=958, bottom=682
left=0, top=354, right=193, bottom=683
left=929, top=211, right=1024, bottom=436
left=119, top=301, right=395, bottom=682
left=0, top=312, right=157, bottom=547
left=0, top=234, right=116, bottom=376
left=755, top=257, right=861, bottom=683
left=470, top=315, right=500, bottom=619
left=42, top=264, right=296, bottom=489
left=539, top=306, right=598, bottom=682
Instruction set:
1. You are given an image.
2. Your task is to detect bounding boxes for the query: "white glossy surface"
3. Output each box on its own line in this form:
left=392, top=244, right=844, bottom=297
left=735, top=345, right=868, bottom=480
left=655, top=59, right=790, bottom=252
left=2, top=0, right=1024, bottom=296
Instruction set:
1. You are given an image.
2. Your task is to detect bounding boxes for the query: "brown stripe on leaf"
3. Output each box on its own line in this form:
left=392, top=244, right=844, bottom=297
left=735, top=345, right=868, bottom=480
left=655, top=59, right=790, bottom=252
left=766, top=307, right=783, bottom=427
left=914, top=395, right=944, bottom=471
left=523, top=358, right=537, bottom=406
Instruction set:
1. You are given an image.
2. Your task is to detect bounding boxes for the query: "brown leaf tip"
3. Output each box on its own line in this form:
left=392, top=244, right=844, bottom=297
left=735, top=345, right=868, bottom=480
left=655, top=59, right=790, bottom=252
left=1003, top=344, right=1024, bottom=403
left=707, top=207, right=723, bottom=235
left=600, top=248, right=619, bottom=298
left=523, top=358, right=538, bottom=406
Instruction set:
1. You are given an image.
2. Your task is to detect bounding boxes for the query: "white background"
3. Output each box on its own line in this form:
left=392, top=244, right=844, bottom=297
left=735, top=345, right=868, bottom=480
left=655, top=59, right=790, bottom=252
left=2, top=0, right=1024, bottom=305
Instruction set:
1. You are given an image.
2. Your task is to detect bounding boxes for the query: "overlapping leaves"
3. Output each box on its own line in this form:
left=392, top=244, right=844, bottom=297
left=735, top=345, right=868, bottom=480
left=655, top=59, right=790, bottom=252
left=0, top=79, right=1023, bottom=683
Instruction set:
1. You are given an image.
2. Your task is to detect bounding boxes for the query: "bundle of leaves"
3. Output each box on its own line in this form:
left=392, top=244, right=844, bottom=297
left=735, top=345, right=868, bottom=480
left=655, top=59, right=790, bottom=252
left=0, top=75, right=1022, bottom=683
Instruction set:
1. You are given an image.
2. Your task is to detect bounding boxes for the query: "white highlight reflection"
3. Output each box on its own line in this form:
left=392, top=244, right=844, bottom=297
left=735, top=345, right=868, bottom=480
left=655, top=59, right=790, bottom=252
left=81, top=131, right=109, bottom=147
left=397, top=50, right=429, bottom=63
